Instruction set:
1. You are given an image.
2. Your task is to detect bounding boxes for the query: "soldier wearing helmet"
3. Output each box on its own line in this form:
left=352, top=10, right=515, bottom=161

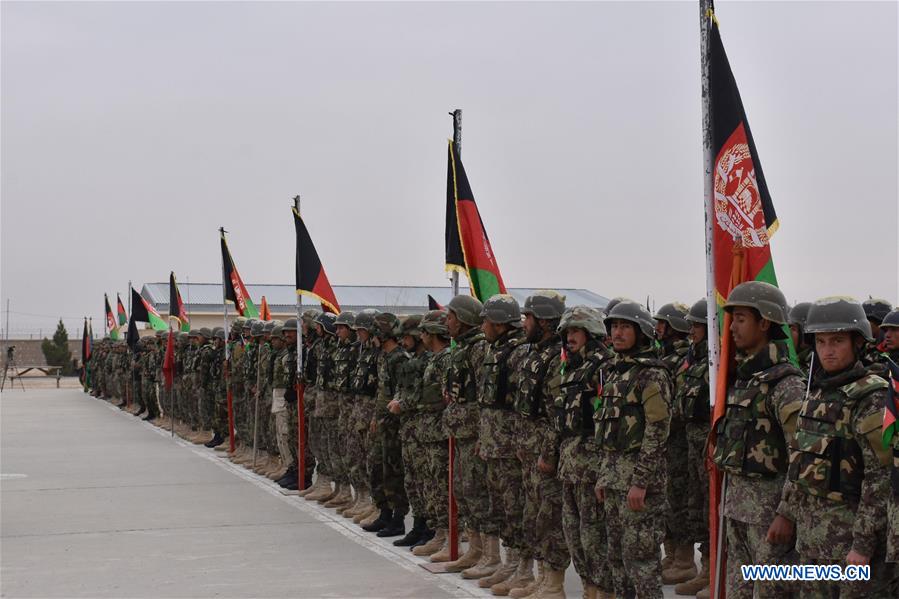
left=862, top=303, right=898, bottom=379
left=593, top=300, right=672, bottom=598
left=297, top=310, right=331, bottom=501
left=885, top=307, right=899, bottom=567
left=788, top=302, right=814, bottom=374
left=772, top=297, right=894, bottom=597
left=553, top=306, right=615, bottom=598
left=514, top=290, right=569, bottom=593
left=325, top=311, right=359, bottom=510
left=304, top=312, right=341, bottom=504
left=202, top=327, right=228, bottom=449
left=711, top=281, right=805, bottom=598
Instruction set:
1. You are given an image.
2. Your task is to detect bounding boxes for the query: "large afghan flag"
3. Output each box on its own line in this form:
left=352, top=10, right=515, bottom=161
left=445, top=139, right=506, bottom=302
left=130, top=287, right=168, bottom=331
left=117, top=293, right=128, bottom=326
left=105, top=294, right=119, bottom=340
left=169, top=272, right=190, bottom=332
left=220, top=231, right=259, bottom=318
left=293, top=207, right=340, bottom=314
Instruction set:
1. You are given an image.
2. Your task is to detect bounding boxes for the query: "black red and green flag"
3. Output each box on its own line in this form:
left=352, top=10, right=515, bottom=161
left=130, top=287, right=168, bottom=331
left=169, top=271, right=190, bottom=332
left=220, top=230, right=259, bottom=318
left=293, top=207, right=340, bottom=314
left=445, top=139, right=506, bottom=302
left=428, top=295, right=444, bottom=311
left=105, top=294, right=119, bottom=340
left=882, top=358, right=899, bottom=448
left=117, top=294, right=128, bottom=326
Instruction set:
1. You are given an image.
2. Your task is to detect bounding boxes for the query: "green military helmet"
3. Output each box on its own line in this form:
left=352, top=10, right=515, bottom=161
left=262, top=321, right=277, bottom=335
left=250, top=321, right=265, bottom=337
left=522, top=290, right=566, bottom=320
left=788, top=302, right=812, bottom=330
left=401, top=314, right=423, bottom=338
left=480, top=294, right=522, bottom=327
left=198, top=327, right=212, bottom=339
left=685, top=298, right=708, bottom=325
left=603, top=296, right=632, bottom=315
left=352, top=309, right=380, bottom=332
left=862, top=298, right=893, bottom=324
left=805, top=297, right=873, bottom=342
left=232, top=317, right=247, bottom=333
left=271, top=324, right=284, bottom=338
left=653, top=302, right=690, bottom=333
left=880, top=309, right=899, bottom=330
left=334, top=311, right=356, bottom=328
left=302, top=309, right=321, bottom=325
left=420, top=309, right=448, bottom=336
left=374, top=312, right=402, bottom=339
left=283, top=318, right=298, bottom=332
left=724, top=281, right=790, bottom=328
left=316, top=312, right=338, bottom=336
left=447, top=295, right=484, bottom=327
left=213, top=327, right=225, bottom=340
left=604, top=301, right=656, bottom=338
left=561, top=306, right=606, bottom=338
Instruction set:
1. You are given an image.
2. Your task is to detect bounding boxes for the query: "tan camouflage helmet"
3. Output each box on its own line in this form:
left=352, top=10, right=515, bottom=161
left=374, top=312, right=402, bottom=339
left=560, top=306, right=606, bottom=338
left=334, top=311, right=356, bottom=328
left=420, top=309, right=448, bottom=336
left=480, top=294, right=522, bottom=327
left=302, top=309, right=321, bottom=325
left=401, top=314, right=423, bottom=338
left=352, top=309, right=380, bottom=332
left=232, top=317, right=247, bottom=333
left=522, top=290, right=566, bottom=320
left=653, top=302, right=691, bottom=333
left=805, top=297, right=873, bottom=342
left=447, top=295, right=484, bottom=327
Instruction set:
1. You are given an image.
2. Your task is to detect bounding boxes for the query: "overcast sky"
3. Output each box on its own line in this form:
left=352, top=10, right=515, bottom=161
left=2, top=1, right=897, bottom=338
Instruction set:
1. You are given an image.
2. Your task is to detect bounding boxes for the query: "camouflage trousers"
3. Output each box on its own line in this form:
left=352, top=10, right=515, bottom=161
left=684, top=421, right=710, bottom=549
left=369, top=417, right=407, bottom=515
left=795, top=557, right=897, bottom=598
left=318, top=416, right=340, bottom=480
left=529, top=461, right=569, bottom=571
left=666, top=417, right=691, bottom=545
left=346, top=395, right=375, bottom=493
left=725, top=518, right=796, bottom=599
left=485, top=457, right=526, bottom=552
left=452, top=436, right=490, bottom=533
left=287, top=395, right=315, bottom=484
left=400, top=420, right=428, bottom=519
left=889, top=493, right=899, bottom=564
left=142, top=378, right=159, bottom=418
left=271, top=389, right=292, bottom=468
left=330, top=395, right=354, bottom=485
left=604, top=489, right=666, bottom=599
left=562, top=482, right=612, bottom=592
left=259, top=386, right=274, bottom=453
left=421, top=439, right=449, bottom=529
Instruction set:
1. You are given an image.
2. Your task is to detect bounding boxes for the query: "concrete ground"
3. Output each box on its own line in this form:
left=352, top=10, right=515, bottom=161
left=1, top=389, right=683, bottom=598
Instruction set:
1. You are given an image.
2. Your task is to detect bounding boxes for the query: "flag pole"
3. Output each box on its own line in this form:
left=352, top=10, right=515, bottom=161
left=447, top=107, right=462, bottom=562
left=103, top=295, right=108, bottom=338
left=169, top=319, right=175, bottom=438
left=294, top=195, right=307, bottom=491
left=128, top=282, right=134, bottom=409
left=219, top=228, right=235, bottom=454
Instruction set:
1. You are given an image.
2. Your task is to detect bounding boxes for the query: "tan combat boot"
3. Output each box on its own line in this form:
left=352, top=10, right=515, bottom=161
left=580, top=581, right=597, bottom=599
left=462, top=534, right=501, bottom=579
left=324, top=483, right=352, bottom=508
left=342, top=490, right=367, bottom=517
left=509, top=560, right=544, bottom=599
left=314, top=479, right=339, bottom=504
left=336, top=490, right=359, bottom=515
left=695, top=587, right=711, bottom=599
left=355, top=503, right=378, bottom=524
left=444, top=530, right=483, bottom=572
left=674, top=548, right=709, bottom=596
left=534, top=566, right=566, bottom=599
left=479, top=547, right=519, bottom=588
left=304, top=476, right=333, bottom=501
left=662, top=543, right=697, bottom=584
left=358, top=504, right=382, bottom=527
left=414, top=528, right=447, bottom=557
left=297, top=474, right=324, bottom=498
left=491, top=556, right=534, bottom=596
left=662, top=538, right=675, bottom=571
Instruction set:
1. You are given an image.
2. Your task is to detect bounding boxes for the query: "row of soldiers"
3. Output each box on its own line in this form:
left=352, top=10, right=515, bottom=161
left=86, top=288, right=899, bottom=599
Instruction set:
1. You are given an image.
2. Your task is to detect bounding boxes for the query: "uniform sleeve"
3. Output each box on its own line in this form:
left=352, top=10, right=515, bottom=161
left=630, top=370, right=672, bottom=490
left=540, top=355, right=564, bottom=468
left=851, top=389, right=891, bottom=558
left=771, top=374, right=806, bottom=442
left=775, top=481, right=802, bottom=523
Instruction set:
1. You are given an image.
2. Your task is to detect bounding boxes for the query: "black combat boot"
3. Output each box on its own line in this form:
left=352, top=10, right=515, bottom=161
left=410, top=526, right=435, bottom=550
left=362, top=508, right=392, bottom=533
left=393, top=516, right=427, bottom=547
left=277, top=467, right=298, bottom=488
left=204, top=432, right=224, bottom=448
left=377, top=511, right=406, bottom=538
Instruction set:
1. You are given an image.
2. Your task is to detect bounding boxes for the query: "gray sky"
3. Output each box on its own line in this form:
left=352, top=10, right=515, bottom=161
left=2, top=1, right=897, bottom=338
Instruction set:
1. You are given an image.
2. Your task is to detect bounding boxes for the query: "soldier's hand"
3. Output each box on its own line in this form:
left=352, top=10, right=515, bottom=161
left=387, top=400, right=401, bottom=415
left=537, top=456, right=555, bottom=475
left=369, top=419, right=377, bottom=434
left=594, top=486, right=605, bottom=503
left=845, top=549, right=869, bottom=567
left=626, top=485, right=646, bottom=511
left=765, top=515, right=795, bottom=545
left=473, top=441, right=480, bottom=457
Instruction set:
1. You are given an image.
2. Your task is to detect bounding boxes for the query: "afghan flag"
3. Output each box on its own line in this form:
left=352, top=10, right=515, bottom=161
left=882, top=358, right=899, bottom=449
left=117, top=293, right=128, bottom=326
left=130, top=287, right=168, bottom=331
left=445, top=139, right=506, bottom=302
left=259, top=296, right=272, bottom=321
left=705, top=12, right=789, bottom=596
left=105, top=294, right=119, bottom=340
left=428, top=294, right=444, bottom=311
left=169, top=271, right=190, bottom=332
left=81, top=317, right=91, bottom=363
left=293, top=207, right=340, bottom=314
left=220, top=230, right=259, bottom=318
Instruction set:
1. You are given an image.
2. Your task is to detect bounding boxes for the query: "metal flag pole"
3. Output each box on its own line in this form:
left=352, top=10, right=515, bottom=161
left=219, top=228, right=235, bottom=453
left=103, top=295, right=108, bottom=338
left=294, top=195, right=307, bottom=490
left=127, top=281, right=134, bottom=408
left=170, top=319, right=175, bottom=438
left=447, top=107, right=462, bottom=562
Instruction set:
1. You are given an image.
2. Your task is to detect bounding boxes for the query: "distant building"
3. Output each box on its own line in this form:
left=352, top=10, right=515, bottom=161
left=138, top=283, right=609, bottom=330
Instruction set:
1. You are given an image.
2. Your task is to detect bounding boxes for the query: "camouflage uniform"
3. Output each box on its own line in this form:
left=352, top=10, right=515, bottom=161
left=678, top=338, right=711, bottom=551
left=241, top=336, right=259, bottom=446
left=594, top=342, right=672, bottom=599
left=208, top=339, right=227, bottom=436
left=271, top=334, right=293, bottom=470
left=141, top=340, right=160, bottom=419
left=257, top=335, right=275, bottom=453
left=229, top=332, right=246, bottom=445
left=373, top=343, right=410, bottom=515
left=349, top=330, right=380, bottom=496
left=331, top=328, right=358, bottom=487
left=396, top=342, right=431, bottom=522
left=417, top=344, right=451, bottom=530
left=314, top=333, right=339, bottom=478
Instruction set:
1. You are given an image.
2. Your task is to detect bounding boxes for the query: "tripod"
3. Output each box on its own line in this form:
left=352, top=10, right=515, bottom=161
left=1, top=347, right=26, bottom=392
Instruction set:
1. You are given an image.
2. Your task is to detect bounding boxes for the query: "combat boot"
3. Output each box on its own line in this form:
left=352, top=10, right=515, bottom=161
left=394, top=517, right=427, bottom=547
left=533, top=567, right=566, bottom=599
left=444, top=530, right=483, bottom=572
left=265, top=457, right=285, bottom=479
left=662, top=543, right=697, bottom=584
left=509, top=560, right=544, bottom=598
left=276, top=467, right=297, bottom=488
left=337, top=492, right=359, bottom=516
left=662, top=539, right=676, bottom=570
left=303, top=476, right=333, bottom=501
left=462, top=534, right=501, bottom=579
left=410, top=527, right=435, bottom=550
left=297, top=473, right=324, bottom=498
left=413, top=528, right=447, bottom=557
left=324, top=484, right=353, bottom=508
left=358, top=504, right=381, bottom=526
left=491, top=555, right=534, bottom=596
left=695, top=587, right=711, bottom=599
left=674, top=548, right=709, bottom=596
left=345, top=491, right=371, bottom=519
left=204, top=432, right=224, bottom=448
left=580, top=582, right=597, bottom=599
left=362, top=508, right=392, bottom=533
left=480, top=547, right=519, bottom=588
left=376, top=511, right=406, bottom=537
left=314, top=479, right=339, bottom=504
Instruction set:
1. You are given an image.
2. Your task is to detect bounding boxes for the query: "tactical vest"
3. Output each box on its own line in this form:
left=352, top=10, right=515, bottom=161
left=315, top=339, right=334, bottom=390
left=481, top=336, right=523, bottom=409
left=788, top=374, right=887, bottom=503
left=594, top=359, right=653, bottom=452
left=517, top=340, right=560, bottom=418
left=397, top=351, right=429, bottom=410
left=272, top=348, right=290, bottom=388
left=350, top=344, right=379, bottom=396
left=680, top=358, right=710, bottom=423
left=446, top=332, right=484, bottom=405
left=331, top=341, right=358, bottom=392
left=712, top=363, right=800, bottom=478
left=557, top=352, right=605, bottom=439
left=420, top=349, right=450, bottom=413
